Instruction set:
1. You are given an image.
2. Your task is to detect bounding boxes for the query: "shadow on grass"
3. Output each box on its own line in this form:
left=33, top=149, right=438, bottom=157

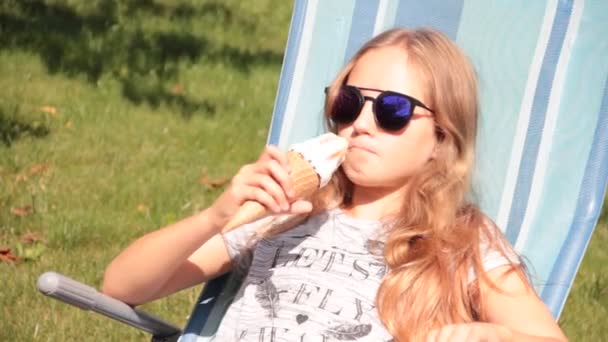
left=0, top=106, right=49, bottom=147
left=0, top=0, right=283, bottom=118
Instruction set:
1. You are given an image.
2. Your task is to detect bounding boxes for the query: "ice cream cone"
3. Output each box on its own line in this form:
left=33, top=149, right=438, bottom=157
left=221, top=133, right=347, bottom=233
left=222, top=151, right=319, bottom=232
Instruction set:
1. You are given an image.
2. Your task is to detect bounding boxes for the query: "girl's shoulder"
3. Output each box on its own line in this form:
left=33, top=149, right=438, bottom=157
left=458, top=204, right=509, bottom=246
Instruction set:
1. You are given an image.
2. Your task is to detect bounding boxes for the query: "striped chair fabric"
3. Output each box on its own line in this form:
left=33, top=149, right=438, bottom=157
left=180, top=1, right=608, bottom=340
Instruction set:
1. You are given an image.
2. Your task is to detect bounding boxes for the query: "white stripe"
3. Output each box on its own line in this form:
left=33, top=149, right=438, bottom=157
left=373, top=0, right=391, bottom=35
left=495, top=0, right=559, bottom=233
left=278, top=0, right=319, bottom=149
left=515, top=0, right=585, bottom=250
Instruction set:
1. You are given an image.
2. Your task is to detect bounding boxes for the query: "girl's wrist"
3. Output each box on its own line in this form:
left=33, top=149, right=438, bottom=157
left=199, top=207, right=226, bottom=234
left=495, top=324, right=514, bottom=341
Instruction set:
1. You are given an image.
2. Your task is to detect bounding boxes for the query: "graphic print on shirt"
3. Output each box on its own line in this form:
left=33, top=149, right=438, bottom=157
left=254, top=278, right=282, bottom=318
left=229, top=220, right=392, bottom=341
left=216, top=210, right=513, bottom=341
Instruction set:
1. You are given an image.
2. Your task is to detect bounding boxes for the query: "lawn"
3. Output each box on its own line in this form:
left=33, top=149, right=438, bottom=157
left=1, top=1, right=606, bottom=341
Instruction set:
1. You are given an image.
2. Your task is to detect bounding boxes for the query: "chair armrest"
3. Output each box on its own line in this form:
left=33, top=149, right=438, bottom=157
left=37, top=271, right=181, bottom=340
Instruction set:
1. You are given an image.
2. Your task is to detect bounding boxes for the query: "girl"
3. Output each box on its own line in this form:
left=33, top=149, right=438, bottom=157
left=103, top=28, right=568, bottom=341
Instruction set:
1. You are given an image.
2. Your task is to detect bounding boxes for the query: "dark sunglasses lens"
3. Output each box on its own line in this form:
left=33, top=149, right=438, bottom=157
left=376, top=94, right=412, bottom=131
left=331, top=87, right=361, bottom=124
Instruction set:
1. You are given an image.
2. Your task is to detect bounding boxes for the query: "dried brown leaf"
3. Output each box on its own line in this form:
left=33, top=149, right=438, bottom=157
left=15, top=173, right=27, bottom=183
left=26, top=163, right=50, bottom=176
left=11, top=206, right=33, bottom=217
left=199, top=173, right=229, bottom=189
left=0, top=247, right=20, bottom=264
left=170, top=84, right=184, bottom=95
left=15, top=163, right=50, bottom=183
left=39, top=106, right=58, bottom=116
left=20, top=232, right=46, bottom=244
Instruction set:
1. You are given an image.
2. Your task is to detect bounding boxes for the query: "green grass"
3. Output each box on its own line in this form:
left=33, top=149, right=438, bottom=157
left=0, top=1, right=291, bottom=340
left=559, top=222, right=608, bottom=341
left=0, top=1, right=606, bottom=341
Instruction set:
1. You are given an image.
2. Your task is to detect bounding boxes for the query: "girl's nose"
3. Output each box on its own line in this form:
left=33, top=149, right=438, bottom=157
left=351, top=99, right=376, bottom=133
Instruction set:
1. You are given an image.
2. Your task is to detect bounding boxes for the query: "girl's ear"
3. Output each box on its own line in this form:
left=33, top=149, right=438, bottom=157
left=431, top=126, right=444, bottom=160
left=431, top=142, right=438, bottom=160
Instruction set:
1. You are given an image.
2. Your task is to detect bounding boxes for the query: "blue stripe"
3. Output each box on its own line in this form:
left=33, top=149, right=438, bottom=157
left=281, top=1, right=357, bottom=148
left=542, top=76, right=608, bottom=318
left=342, top=0, right=381, bottom=64
left=181, top=273, right=231, bottom=340
left=457, top=0, right=549, bottom=221
left=268, top=0, right=308, bottom=146
left=505, top=1, right=574, bottom=242
left=394, top=0, right=465, bottom=40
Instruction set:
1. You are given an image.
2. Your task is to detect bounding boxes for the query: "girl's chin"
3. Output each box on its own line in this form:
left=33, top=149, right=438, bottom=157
left=342, top=168, right=382, bottom=187
left=343, top=166, right=412, bottom=190
left=343, top=153, right=376, bottom=172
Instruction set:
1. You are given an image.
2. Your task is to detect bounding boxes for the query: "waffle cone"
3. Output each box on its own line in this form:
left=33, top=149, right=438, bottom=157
left=222, top=151, right=320, bottom=233
left=287, top=150, right=320, bottom=198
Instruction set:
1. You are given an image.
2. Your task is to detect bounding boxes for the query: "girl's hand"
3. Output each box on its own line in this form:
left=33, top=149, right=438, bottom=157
left=426, top=323, right=511, bottom=342
left=208, top=145, right=313, bottom=229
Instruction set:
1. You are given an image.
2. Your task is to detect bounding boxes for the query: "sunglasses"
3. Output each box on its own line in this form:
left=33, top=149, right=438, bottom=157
left=327, top=85, right=434, bottom=131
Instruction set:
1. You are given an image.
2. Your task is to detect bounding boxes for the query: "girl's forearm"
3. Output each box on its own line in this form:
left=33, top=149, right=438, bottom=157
left=500, top=325, right=568, bottom=342
left=101, top=208, right=223, bottom=304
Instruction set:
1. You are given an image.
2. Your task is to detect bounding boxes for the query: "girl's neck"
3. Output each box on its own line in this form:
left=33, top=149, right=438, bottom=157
left=341, top=185, right=405, bottom=221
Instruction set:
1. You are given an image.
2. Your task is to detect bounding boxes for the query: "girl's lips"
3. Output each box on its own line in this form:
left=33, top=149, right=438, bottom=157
left=349, top=141, right=377, bottom=154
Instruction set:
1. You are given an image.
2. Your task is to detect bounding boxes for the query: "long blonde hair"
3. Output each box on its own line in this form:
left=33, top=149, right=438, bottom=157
left=262, top=28, right=526, bottom=341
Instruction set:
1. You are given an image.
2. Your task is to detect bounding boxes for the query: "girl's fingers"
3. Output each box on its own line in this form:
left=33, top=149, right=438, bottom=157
left=426, top=330, right=437, bottom=342
left=440, top=325, right=460, bottom=342
left=427, top=324, right=494, bottom=342
left=446, top=327, right=469, bottom=342
left=246, top=187, right=281, bottom=213
left=259, top=145, right=291, bottom=172
left=249, top=152, right=294, bottom=200
left=427, top=325, right=453, bottom=342
left=250, top=173, right=290, bottom=211
left=264, top=159, right=294, bottom=199
left=229, top=146, right=299, bottom=214
left=290, top=200, right=313, bottom=214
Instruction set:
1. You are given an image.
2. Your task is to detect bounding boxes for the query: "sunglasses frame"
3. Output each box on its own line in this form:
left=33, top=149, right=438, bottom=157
left=326, top=85, right=435, bottom=131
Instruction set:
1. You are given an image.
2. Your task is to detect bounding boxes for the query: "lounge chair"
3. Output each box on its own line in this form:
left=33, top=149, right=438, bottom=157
left=38, top=1, right=608, bottom=340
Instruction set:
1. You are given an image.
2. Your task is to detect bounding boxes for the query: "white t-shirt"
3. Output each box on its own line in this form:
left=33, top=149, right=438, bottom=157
left=214, top=209, right=516, bottom=341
